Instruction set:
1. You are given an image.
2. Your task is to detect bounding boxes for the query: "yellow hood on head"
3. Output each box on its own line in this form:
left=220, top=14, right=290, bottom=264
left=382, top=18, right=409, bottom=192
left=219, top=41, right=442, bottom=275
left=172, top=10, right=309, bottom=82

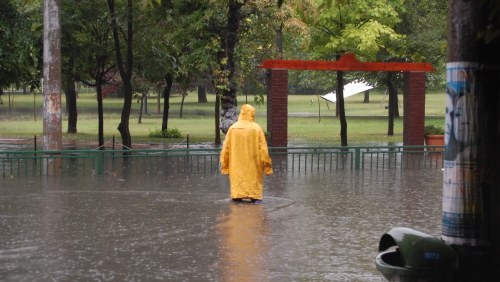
left=238, top=104, right=255, bottom=122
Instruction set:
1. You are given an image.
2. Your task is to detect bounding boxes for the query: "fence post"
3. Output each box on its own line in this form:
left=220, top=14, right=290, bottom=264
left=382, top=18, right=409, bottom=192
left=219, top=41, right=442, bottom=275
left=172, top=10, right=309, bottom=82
left=34, top=135, right=37, bottom=165
left=355, top=147, right=361, bottom=170
left=97, top=150, right=103, bottom=175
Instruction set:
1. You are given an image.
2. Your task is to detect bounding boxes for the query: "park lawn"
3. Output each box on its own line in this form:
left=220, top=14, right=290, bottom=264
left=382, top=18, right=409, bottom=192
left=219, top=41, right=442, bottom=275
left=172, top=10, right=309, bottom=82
left=0, top=89, right=446, bottom=146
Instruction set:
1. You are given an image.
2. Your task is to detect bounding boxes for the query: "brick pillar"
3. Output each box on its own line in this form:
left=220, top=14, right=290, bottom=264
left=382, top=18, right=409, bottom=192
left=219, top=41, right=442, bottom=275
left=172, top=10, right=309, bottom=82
left=403, top=71, right=426, bottom=146
left=266, top=68, right=288, bottom=147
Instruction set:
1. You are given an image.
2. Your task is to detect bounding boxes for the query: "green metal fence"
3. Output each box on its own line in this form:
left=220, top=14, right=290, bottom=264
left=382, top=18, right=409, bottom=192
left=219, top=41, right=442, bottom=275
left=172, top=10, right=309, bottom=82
left=0, top=145, right=444, bottom=178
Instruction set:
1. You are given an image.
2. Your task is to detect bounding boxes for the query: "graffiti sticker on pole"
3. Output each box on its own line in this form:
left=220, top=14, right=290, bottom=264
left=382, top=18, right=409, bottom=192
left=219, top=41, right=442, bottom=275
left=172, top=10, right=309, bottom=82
left=442, top=62, right=488, bottom=246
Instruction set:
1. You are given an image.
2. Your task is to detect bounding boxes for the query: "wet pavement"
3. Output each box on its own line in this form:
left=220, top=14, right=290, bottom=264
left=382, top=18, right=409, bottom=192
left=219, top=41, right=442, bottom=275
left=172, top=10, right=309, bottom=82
left=1, top=169, right=443, bottom=281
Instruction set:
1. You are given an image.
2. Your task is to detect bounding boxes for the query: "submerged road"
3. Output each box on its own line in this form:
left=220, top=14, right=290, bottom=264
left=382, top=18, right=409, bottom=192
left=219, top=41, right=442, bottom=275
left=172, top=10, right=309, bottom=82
left=0, top=170, right=443, bottom=281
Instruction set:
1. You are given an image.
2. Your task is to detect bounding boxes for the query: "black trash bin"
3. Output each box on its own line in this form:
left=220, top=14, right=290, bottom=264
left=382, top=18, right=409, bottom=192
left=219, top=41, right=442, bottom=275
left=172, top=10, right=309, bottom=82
left=375, top=227, right=458, bottom=282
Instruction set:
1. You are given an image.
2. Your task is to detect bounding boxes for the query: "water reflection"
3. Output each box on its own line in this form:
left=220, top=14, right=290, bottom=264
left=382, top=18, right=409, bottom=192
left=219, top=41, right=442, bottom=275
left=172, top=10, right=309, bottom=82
left=217, top=203, right=270, bottom=282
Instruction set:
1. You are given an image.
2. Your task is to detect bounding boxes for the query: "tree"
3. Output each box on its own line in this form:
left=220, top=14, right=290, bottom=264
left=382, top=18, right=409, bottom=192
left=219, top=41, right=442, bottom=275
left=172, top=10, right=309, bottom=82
left=135, top=0, right=212, bottom=132
left=389, top=0, right=446, bottom=134
left=132, top=0, right=173, bottom=130
left=233, top=0, right=312, bottom=100
left=208, top=0, right=298, bottom=143
left=0, top=0, right=41, bottom=103
left=208, top=0, right=247, bottom=145
left=268, top=0, right=311, bottom=59
left=151, top=0, right=288, bottom=145
left=60, top=0, right=117, bottom=148
left=164, top=0, right=258, bottom=144
left=306, top=0, right=404, bottom=146
left=363, top=0, right=447, bottom=136
left=374, top=0, right=447, bottom=88
left=61, top=0, right=86, bottom=134
left=132, top=76, right=155, bottom=124
left=107, top=0, right=135, bottom=150
left=167, top=0, right=212, bottom=126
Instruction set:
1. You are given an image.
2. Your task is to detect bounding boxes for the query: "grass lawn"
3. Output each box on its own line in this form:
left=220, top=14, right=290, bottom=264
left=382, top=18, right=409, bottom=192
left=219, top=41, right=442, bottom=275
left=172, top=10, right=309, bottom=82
left=0, top=89, right=446, bottom=146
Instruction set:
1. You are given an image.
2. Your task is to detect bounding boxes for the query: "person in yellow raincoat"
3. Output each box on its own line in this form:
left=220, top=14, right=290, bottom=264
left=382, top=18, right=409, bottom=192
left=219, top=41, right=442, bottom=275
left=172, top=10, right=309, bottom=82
left=220, top=104, right=273, bottom=203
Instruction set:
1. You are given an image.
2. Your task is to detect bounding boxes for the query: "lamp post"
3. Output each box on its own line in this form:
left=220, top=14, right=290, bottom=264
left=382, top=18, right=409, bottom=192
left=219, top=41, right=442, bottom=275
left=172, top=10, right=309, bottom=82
left=261, top=70, right=269, bottom=86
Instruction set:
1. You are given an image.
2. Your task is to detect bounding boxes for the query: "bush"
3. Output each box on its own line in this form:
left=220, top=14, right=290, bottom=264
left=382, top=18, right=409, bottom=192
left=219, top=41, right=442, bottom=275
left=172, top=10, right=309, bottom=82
left=148, top=127, right=182, bottom=138
left=264, top=131, right=271, bottom=140
left=424, top=124, right=444, bottom=135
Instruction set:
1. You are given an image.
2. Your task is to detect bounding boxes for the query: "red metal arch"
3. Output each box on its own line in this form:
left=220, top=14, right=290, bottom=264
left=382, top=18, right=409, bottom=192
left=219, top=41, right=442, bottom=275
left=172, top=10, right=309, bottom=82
left=257, top=53, right=436, bottom=72
left=259, top=54, right=435, bottom=148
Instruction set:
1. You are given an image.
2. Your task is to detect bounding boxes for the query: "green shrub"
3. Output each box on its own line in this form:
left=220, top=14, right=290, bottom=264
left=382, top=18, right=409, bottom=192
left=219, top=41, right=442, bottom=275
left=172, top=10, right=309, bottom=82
left=424, top=124, right=444, bottom=135
left=148, top=127, right=182, bottom=138
left=264, top=131, right=271, bottom=140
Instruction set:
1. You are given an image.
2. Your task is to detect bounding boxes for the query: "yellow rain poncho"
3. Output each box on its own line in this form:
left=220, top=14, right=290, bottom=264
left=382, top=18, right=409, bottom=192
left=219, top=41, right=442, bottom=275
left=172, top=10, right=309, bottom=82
left=220, top=104, right=273, bottom=200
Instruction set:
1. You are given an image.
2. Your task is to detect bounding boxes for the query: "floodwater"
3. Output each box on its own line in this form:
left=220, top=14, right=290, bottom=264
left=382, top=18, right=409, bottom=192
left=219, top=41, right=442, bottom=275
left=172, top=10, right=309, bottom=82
left=0, top=169, right=443, bottom=281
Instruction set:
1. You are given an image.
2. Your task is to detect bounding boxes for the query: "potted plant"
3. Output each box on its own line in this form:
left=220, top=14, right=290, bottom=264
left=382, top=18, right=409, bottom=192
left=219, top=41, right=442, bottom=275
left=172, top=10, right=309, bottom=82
left=424, top=124, right=445, bottom=149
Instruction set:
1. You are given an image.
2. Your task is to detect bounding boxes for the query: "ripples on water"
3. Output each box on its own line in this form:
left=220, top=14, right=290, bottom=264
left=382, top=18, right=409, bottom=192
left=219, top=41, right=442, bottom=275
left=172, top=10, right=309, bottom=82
left=0, top=169, right=443, bottom=281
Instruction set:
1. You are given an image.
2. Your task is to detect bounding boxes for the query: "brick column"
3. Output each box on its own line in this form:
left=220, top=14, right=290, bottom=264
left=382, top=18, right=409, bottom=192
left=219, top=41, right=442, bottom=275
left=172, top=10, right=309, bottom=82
left=403, top=71, right=426, bottom=146
left=266, top=68, right=288, bottom=147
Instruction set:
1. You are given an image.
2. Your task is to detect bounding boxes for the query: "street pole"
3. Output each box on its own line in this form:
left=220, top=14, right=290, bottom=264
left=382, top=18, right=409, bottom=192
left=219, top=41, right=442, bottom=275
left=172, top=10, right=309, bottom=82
left=43, top=0, right=62, bottom=152
left=444, top=0, right=500, bottom=280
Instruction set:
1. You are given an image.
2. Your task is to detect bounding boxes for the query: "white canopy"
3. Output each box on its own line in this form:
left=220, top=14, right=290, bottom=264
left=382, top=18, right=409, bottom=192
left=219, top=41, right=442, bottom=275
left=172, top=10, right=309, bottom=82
left=320, top=81, right=373, bottom=103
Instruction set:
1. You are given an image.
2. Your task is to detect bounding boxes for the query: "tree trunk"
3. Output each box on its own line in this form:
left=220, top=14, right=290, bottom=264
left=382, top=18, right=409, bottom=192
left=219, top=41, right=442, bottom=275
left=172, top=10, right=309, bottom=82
left=218, top=0, right=243, bottom=111
left=198, top=85, right=207, bottom=103
left=337, top=71, right=347, bottom=146
left=108, top=0, right=133, bottom=150
left=363, top=90, right=369, bottom=103
left=161, top=73, right=173, bottom=131
left=96, top=79, right=104, bottom=150
left=117, top=81, right=132, bottom=150
left=393, top=95, right=400, bottom=117
left=63, top=55, right=77, bottom=133
left=393, top=87, right=400, bottom=118
left=64, top=77, right=78, bottom=134
left=157, top=86, right=161, bottom=114
left=215, top=0, right=243, bottom=145
left=215, top=95, right=221, bottom=145
left=336, top=55, right=347, bottom=146
left=274, top=23, right=283, bottom=59
left=180, top=94, right=186, bottom=118
left=387, top=72, right=395, bottom=136
left=138, top=93, right=145, bottom=124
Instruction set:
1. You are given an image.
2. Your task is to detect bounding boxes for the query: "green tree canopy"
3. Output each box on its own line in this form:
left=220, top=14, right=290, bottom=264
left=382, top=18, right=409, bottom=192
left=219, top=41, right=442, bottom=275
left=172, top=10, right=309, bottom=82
left=0, top=0, right=41, bottom=92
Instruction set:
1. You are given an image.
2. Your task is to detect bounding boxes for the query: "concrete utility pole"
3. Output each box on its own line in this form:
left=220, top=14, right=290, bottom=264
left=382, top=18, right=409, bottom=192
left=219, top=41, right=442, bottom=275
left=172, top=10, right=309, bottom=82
left=43, top=0, right=62, bottom=151
left=444, top=0, right=500, bottom=280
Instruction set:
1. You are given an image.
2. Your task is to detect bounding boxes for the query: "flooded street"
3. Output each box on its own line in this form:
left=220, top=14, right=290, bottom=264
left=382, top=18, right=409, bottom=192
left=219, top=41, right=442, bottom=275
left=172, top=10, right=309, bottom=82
left=1, top=169, right=443, bottom=281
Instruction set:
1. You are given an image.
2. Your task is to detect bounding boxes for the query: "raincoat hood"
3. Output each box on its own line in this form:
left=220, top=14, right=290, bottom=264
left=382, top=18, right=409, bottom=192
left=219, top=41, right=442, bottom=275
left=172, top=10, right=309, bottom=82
left=238, top=104, right=255, bottom=123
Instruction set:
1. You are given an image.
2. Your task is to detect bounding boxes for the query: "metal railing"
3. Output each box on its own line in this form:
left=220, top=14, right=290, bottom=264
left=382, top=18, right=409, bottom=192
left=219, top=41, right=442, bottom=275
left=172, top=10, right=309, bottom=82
left=0, top=145, right=444, bottom=177
left=270, top=146, right=443, bottom=172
